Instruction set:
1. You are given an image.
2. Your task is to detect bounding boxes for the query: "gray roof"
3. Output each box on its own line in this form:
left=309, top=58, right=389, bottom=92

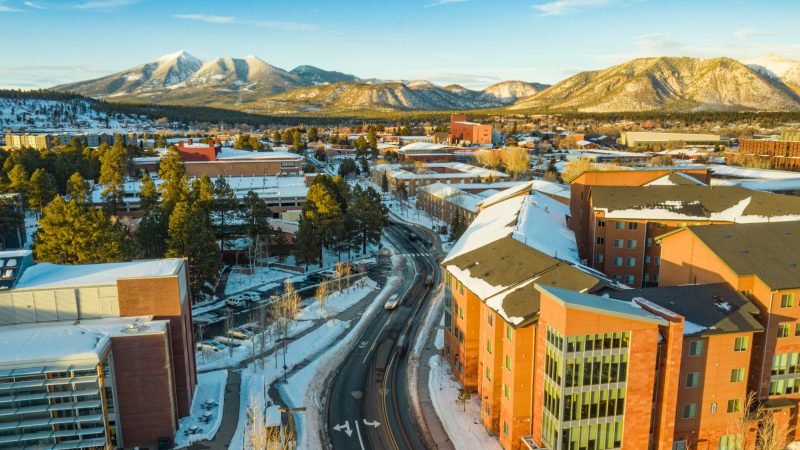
left=591, top=185, right=800, bottom=219
left=687, top=222, right=800, bottom=290
left=609, top=283, right=763, bottom=336
left=536, top=284, right=668, bottom=326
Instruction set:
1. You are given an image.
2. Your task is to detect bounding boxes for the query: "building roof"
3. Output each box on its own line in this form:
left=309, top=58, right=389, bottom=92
left=537, top=284, right=668, bottom=326
left=610, top=283, right=763, bottom=336
left=0, top=316, right=167, bottom=371
left=375, top=162, right=508, bottom=181
left=621, top=131, right=721, bottom=143
left=644, top=172, right=707, bottom=186
left=680, top=222, right=800, bottom=290
left=215, top=149, right=302, bottom=161
left=590, top=185, right=800, bottom=222
left=708, top=164, right=800, bottom=180
left=14, top=259, right=183, bottom=290
left=398, top=142, right=451, bottom=153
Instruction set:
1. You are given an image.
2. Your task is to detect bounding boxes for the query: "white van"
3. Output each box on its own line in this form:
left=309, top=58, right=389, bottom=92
left=384, top=294, right=401, bottom=310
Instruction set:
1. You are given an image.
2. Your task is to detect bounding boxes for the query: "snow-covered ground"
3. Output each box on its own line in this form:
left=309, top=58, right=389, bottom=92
left=428, top=355, right=503, bottom=450
left=0, top=97, right=155, bottom=131
left=224, top=266, right=300, bottom=296
left=175, top=370, right=228, bottom=448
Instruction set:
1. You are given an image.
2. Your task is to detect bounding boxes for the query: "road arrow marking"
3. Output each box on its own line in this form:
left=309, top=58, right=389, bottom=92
left=333, top=421, right=353, bottom=437
left=363, top=419, right=381, bottom=428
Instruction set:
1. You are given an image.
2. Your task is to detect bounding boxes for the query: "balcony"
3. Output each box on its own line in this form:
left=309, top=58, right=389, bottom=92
left=522, top=435, right=543, bottom=449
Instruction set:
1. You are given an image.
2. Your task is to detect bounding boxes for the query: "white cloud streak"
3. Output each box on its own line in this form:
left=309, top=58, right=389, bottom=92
left=173, top=13, right=317, bottom=31
left=256, top=20, right=318, bottom=31
left=425, top=0, right=468, bottom=7
left=0, top=2, right=22, bottom=12
left=23, top=1, right=44, bottom=9
left=74, top=0, right=136, bottom=10
left=174, top=14, right=235, bottom=24
left=533, top=0, right=619, bottom=16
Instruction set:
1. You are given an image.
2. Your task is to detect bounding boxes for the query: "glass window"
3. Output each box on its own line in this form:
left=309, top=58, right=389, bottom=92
left=719, top=434, right=742, bottom=450
left=626, top=257, right=636, bottom=267
left=488, top=313, right=493, bottom=326
left=506, top=325, right=512, bottom=341
left=689, top=340, right=704, bottom=356
left=486, top=340, right=492, bottom=354
left=486, top=367, right=491, bottom=381
left=613, top=239, right=623, bottom=248
left=596, top=237, right=605, bottom=244
left=727, top=399, right=740, bottom=413
left=781, top=294, right=795, bottom=308
left=626, top=239, right=637, bottom=249
left=615, top=221, right=624, bottom=230
left=646, top=237, right=653, bottom=247
left=685, top=372, right=701, bottom=388
left=596, top=253, right=604, bottom=263
left=612, top=257, right=623, bottom=267
left=597, top=219, right=605, bottom=228
left=505, top=355, right=511, bottom=371
left=730, top=368, right=744, bottom=383
left=628, top=222, right=638, bottom=230
left=624, top=275, right=635, bottom=285
left=682, top=403, right=697, bottom=419
left=673, top=441, right=687, bottom=450
left=779, top=323, right=791, bottom=338
left=734, top=337, right=748, bottom=352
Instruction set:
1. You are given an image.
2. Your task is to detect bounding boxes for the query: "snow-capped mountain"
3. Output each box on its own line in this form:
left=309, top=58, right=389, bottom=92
left=186, top=55, right=304, bottom=94
left=53, top=50, right=203, bottom=98
left=746, top=54, right=800, bottom=94
left=480, top=81, right=550, bottom=104
left=0, top=93, right=154, bottom=131
left=290, top=65, right=359, bottom=85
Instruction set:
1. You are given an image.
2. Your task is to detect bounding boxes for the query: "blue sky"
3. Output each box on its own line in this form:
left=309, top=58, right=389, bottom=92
left=1, top=0, right=798, bottom=90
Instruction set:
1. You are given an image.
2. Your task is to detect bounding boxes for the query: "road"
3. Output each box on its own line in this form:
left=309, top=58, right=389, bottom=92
left=327, top=221, right=440, bottom=450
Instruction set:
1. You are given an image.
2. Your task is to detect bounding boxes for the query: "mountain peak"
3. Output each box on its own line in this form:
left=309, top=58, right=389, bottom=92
left=158, top=50, right=197, bottom=62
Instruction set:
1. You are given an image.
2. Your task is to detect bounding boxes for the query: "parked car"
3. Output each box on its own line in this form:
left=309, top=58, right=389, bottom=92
left=196, top=340, right=226, bottom=352
left=384, top=294, right=401, bottom=310
left=214, top=336, right=242, bottom=347
left=226, top=297, right=247, bottom=308
left=227, top=323, right=259, bottom=340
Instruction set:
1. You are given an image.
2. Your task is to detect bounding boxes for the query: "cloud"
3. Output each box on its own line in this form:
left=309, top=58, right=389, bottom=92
left=174, top=14, right=235, bottom=24
left=173, top=13, right=317, bottom=31
left=23, top=1, right=44, bottom=9
left=425, top=0, right=468, bottom=7
left=734, top=26, right=776, bottom=40
left=532, top=0, right=620, bottom=16
left=256, top=20, right=318, bottom=31
left=0, top=2, right=22, bottom=12
left=0, top=64, right=113, bottom=88
left=75, top=0, right=136, bottom=9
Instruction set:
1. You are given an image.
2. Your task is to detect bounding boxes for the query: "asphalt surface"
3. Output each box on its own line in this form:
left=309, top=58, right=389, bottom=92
left=327, top=221, right=440, bottom=450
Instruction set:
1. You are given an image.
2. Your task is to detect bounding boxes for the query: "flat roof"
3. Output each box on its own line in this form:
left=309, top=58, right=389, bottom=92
left=537, top=284, right=668, bottom=326
left=684, top=222, right=800, bottom=290
left=14, top=259, right=183, bottom=290
left=0, top=316, right=167, bottom=370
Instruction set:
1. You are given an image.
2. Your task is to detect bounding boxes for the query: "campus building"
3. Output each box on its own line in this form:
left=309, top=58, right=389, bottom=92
left=372, top=162, right=509, bottom=197
left=133, top=144, right=304, bottom=178
left=586, top=185, right=800, bottom=287
left=617, top=132, right=722, bottom=149
left=448, top=114, right=494, bottom=145
left=441, top=182, right=779, bottom=450
left=738, top=130, right=800, bottom=171
left=659, top=221, right=800, bottom=442
left=0, top=253, right=196, bottom=449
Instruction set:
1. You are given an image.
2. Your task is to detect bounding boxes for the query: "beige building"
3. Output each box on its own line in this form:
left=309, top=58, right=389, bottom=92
left=618, top=131, right=721, bottom=149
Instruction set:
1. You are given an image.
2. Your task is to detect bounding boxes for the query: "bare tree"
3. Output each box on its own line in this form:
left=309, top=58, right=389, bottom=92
left=195, top=321, right=207, bottom=364
left=245, top=394, right=288, bottom=450
left=727, top=391, right=794, bottom=450
left=500, top=147, right=531, bottom=180
left=272, top=281, right=300, bottom=382
left=474, top=149, right=502, bottom=170
left=315, top=278, right=329, bottom=321
left=225, top=309, right=235, bottom=359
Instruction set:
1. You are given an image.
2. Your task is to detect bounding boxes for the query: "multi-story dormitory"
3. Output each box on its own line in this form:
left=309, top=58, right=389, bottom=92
left=442, top=174, right=800, bottom=450
left=0, top=251, right=196, bottom=449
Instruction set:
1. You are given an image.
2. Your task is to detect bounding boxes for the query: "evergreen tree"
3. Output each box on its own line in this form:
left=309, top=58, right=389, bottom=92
left=166, top=201, right=222, bottom=300
left=190, top=174, right=215, bottom=211
left=272, top=131, right=282, bottom=145
left=381, top=172, right=389, bottom=193
left=28, top=168, right=57, bottom=213
left=136, top=206, right=168, bottom=258
left=449, top=212, right=467, bottom=241
left=66, top=171, right=89, bottom=205
left=211, top=177, right=240, bottom=250
left=359, top=157, right=369, bottom=175
left=242, top=190, right=273, bottom=266
left=98, top=140, right=128, bottom=215
left=338, top=158, right=357, bottom=178
left=292, top=130, right=304, bottom=151
left=138, top=172, right=158, bottom=212
left=307, top=127, right=319, bottom=142
left=34, top=196, right=135, bottom=264
left=158, top=146, right=188, bottom=211
left=0, top=195, right=23, bottom=250
left=351, top=185, right=388, bottom=254
left=7, top=164, right=30, bottom=202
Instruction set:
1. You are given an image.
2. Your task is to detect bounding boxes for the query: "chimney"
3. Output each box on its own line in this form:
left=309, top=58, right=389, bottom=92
left=187, top=138, right=193, bottom=145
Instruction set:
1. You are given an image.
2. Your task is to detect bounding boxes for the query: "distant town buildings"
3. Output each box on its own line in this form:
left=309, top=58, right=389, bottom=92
left=372, top=162, right=509, bottom=196
left=618, top=131, right=722, bottom=149
left=0, top=253, right=196, bottom=449
left=739, top=129, right=800, bottom=171
left=3, top=132, right=139, bottom=150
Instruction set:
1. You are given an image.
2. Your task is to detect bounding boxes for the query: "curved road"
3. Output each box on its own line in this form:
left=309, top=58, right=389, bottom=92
left=327, top=221, right=440, bottom=450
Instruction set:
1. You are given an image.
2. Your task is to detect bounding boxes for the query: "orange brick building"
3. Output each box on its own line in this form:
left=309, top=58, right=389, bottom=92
left=448, top=114, right=494, bottom=145
left=739, top=132, right=800, bottom=171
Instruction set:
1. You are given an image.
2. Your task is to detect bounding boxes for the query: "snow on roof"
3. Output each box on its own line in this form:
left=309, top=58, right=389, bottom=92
left=530, top=179, right=571, bottom=199
left=645, top=172, right=706, bottom=186
left=376, top=162, right=508, bottom=180
left=708, top=164, right=800, bottom=180
left=215, top=149, right=302, bottom=161
left=398, top=142, right=449, bottom=153
left=418, top=183, right=482, bottom=213
left=575, top=140, right=594, bottom=146
left=0, top=316, right=167, bottom=369
left=14, top=259, right=183, bottom=290
left=0, top=249, right=32, bottom=259
left=512, top=193, right=579, bottom=262
left=714, top=178, right=800, bottom=192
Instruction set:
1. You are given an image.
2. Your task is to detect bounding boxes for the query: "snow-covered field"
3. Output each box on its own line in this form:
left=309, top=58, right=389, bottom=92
left=0, top=97, right=155, bottom=131
left=428, top=355, right=503, bottom=450
left=174, top=370, right=228, bottom=448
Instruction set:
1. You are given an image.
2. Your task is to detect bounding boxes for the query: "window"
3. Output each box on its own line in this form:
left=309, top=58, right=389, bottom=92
left=730, top=368, right=744, bottom=383
left=505, top=355, right=511, bottom=371
left=502, top=384, right=510, bottom=400
left=628, top=222, right=638, bottom=230
left=506, top=325, right=512, bottom=341
left=458, top=306, right=464, bottom=319
left=689, top=340, right=704, bottom=356
left=710, top=403, right=717, bottom=413
left=612, top=257, right=623, bottom=267
left=779, top=323, right=791, bottom=338
left=654, top=256, right=661, bottom=265
left=673, top=441, right=687, bottom=450
left=626, top=257, right=636, bottom=267
left=485, top=402, right=490, bottom=415
left=781, top=293, right=795, bottom=308
left=596, top=237, right=605, bottom=245
left=682, top=403, right=697, bottom=419
left=615, top=221, right=624, bottom=230
left=488, top=313, right=493, bottom=326
left=734, top=337, right=748, bottom=352
left=646, top=237, right=653, bottom=247
left=727, top=399, right=740, bottom=413
left=597, top=219, right=605, bottom=228
left=624, top=275, right=635, bottom=285
left=685, top=372, right=701, bottom=388
left=596, top=253, right=604, bottom=263
left=719, top=434, right=742, bottom=450
left=486, top=340, right=492, bottom=354
left=627, top=239, right=637, bottom=249
left=645, top=255, right=652, bottom=264
left=486, top=367, right=491, bottom=381
left=613, top=239, right=624, bottom=248
left=795, top=324, right=800, bottom=337
left=503, top=420, right=509, bottom=436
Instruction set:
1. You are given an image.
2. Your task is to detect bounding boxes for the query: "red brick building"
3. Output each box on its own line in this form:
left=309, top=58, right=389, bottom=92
left=448, top=114, right=494, bottom=145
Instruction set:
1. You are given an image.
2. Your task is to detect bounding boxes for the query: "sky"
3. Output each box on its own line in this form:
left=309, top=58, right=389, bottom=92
left=1, top=0, right=799, bottom=90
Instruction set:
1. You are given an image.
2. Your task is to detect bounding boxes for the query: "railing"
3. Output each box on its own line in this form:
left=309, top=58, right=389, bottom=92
left=522, top=435, right=543, bottom=449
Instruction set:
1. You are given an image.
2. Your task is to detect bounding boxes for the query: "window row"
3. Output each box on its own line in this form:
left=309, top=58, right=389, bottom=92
left=564, top=355, right=629, bottom=388
left=562, top=388, right=627, bottom=422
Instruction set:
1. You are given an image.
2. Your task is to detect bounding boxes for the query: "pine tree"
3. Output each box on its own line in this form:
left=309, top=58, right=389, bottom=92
left=190, top=174, right=215, bottom=211
left=449, top=211, right=466, bottom=241
left=34, top=196, right=135, bottom=264
left=166, top=201, right=222, bottom=300
left=351, top=185, right=388, bottom=254
left=381, top=172, right=389, bottom=193
left=136, top=206, right=168, bottom=258
left=28, top=168, right=57, bottom=213
left=138, top=172, right=158, bottom=212
left=99, top=140, right=128, bottom=215
left=7, top=164, right=30, bottom=202
left=211, top=177, right=240, bottom=250
left=158, top=146, right=188, bottom=211
left=242, top=190, right=272, bottom=268
left=66, top=171, right=89, bottom=205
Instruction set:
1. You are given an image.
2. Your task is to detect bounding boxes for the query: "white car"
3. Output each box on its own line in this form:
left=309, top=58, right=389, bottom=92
left=196, top=340, right=226, bottom=352
left=384, top=294, right=401, bottom=310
